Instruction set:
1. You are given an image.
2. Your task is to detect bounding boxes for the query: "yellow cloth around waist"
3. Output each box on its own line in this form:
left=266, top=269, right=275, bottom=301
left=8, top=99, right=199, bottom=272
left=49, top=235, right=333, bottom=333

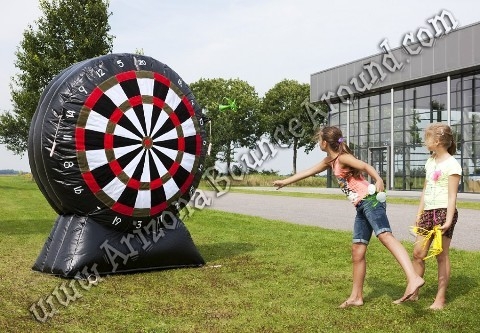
left=411, top=225, right=443, bottom=260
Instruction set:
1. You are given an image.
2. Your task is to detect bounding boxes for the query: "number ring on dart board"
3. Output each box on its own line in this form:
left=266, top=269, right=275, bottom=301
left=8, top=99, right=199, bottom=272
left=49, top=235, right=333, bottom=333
left=32, top=54, right=207, bottom=231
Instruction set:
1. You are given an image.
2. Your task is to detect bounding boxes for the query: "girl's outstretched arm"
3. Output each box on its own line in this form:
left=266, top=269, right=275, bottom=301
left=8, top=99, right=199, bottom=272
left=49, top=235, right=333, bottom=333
left=273, top=157, right=330, bottom=189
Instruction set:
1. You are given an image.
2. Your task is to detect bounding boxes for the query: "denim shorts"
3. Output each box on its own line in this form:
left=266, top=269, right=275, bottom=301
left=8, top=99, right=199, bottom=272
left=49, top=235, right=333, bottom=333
left=353, top=199, right=392, bottom=244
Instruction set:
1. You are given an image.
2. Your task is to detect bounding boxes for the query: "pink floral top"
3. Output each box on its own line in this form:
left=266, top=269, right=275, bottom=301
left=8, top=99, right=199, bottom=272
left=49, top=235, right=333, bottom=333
left=330, top=158, right=370, bottom=206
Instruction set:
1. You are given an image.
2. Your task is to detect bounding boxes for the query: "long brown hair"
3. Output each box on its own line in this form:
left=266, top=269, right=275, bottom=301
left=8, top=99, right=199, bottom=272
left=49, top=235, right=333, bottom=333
left=425, top=123, right=457, bottom=155
left=316, top=126, right=361, bottom=178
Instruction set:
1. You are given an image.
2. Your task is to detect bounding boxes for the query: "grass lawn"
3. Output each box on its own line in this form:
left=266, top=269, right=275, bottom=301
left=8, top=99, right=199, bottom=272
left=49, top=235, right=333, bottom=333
left=0, top=175, right=479, bottom=332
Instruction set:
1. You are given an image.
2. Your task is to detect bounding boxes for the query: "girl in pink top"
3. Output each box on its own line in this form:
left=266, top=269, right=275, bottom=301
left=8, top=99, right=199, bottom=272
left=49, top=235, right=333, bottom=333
left=273, top=126, right=424, bottom=308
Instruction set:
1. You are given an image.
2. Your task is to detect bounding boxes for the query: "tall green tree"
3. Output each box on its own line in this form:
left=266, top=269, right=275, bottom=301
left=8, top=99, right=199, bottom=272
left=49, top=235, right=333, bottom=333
left=0, top=0, right=114, bottom=155
left=261, top=79, right=322, bottom=174
left=190, top=78, right=261, bottom=171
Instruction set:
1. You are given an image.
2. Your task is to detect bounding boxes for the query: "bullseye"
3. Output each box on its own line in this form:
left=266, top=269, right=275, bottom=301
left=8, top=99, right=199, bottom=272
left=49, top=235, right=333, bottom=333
left=142, top=136, right=153, bottom=149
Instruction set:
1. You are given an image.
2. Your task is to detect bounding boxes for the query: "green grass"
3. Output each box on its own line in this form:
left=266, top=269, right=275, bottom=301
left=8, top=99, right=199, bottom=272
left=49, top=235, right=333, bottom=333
left=1, top=175, right=480, bottom=332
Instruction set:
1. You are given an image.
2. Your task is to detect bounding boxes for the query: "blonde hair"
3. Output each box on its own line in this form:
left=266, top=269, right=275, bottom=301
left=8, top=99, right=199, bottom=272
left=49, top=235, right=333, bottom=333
left=316, top=126, right=361, bottom=178
left=425, top=123, right=456, bottom=155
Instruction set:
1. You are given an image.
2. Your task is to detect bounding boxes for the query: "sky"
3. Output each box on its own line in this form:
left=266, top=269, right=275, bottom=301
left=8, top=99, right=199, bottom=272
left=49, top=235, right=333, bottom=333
left=1, top=0, right=479, bottom=174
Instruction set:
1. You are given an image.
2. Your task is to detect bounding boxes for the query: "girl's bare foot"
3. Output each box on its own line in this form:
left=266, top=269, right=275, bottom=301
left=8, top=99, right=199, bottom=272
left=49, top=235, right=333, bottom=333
left=393, top=293, right=418, bottom=304
left=339, top=299, right=363, bottom=308
left=392, top=276, right=425, bottom=304
left=429, top=299, right=445, bottom=310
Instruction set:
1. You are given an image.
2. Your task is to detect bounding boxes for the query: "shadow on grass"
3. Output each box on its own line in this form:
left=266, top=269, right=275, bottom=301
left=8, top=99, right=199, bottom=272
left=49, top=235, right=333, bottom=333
left=365, top=277, right=406, bottom=302
left=197, top=242, right=256, bottom=262
left=366, top=274, right=478, bottom=308
left=448, top=274, right=479, bottom=303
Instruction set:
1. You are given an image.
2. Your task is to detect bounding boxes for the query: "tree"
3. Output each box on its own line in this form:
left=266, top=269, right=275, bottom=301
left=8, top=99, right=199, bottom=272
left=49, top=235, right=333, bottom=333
left=0, top=0, right=114, bottom=155
left=261, top=79, right=320, bottom=174
left=189, top=78, right=262, bottom=171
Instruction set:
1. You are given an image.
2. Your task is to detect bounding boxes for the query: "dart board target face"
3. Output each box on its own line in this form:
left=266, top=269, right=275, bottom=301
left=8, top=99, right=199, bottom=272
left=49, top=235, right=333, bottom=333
left=28, top=54, right=207, bottom=231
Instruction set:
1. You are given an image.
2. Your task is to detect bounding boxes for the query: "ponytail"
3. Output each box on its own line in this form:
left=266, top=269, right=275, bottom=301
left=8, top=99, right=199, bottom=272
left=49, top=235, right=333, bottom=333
left=447, top=138, right=457, bottom=155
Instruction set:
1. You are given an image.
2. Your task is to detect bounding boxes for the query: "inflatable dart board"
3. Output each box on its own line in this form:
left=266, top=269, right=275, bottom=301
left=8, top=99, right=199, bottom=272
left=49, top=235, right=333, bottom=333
left=28, top=54, right=207, bottom=277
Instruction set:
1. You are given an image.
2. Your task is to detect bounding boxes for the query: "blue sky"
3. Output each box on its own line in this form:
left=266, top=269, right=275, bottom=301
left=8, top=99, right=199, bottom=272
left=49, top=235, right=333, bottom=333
left=1, top=0, right=479, bottom=174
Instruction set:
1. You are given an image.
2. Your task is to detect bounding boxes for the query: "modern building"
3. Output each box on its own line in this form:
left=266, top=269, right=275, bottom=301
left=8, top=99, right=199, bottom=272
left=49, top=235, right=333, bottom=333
left=310, top=12, right=480, bottom=193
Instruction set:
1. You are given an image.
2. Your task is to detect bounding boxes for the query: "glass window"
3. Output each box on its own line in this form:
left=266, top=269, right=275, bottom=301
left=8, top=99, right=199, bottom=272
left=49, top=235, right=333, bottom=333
left=463, top=88, right=473, bottom=107
left=393, top=131, right=404, bottom=144
left=369, top=121, right=380, bottom=145
left=404, top=130, right=412, bottom=144
left=451, top=108, right=462, bottom=125
left=329, top=110, right=339, bottom=126
left=450, top=122, right=462, bottom=144
left=416, top=97, right=431, bottom=111
left=463, top=76, right=473, bottom=90
left=350, top=107, right=358, bottom=126
left=394, top=102, right=404, bottom=118
left=450, top=77, right=461, bottom=92
left=380, top=104, right=391, bottom=119
left=462, top=106, right=473, bottom=125
left=415, top=84, right=430, bottom=98
left=381, top=91, right=391, bottom=104
left=359, top=122, right=369, bottom=137
left=358, top=148, right=369, bottom=164
left=405, top=112, right=423, bottom=146
left=340, top=109, right=347, bottom=126
left=369, top=95, right=380, bottom=106
left=432, top=80, right=447, bottom=95
left=450, top=91, right=460, bottom=109
left=432, top=95, right=447, bottom=108
left=358, top=134, right=368, bottom=148
left=405, top=87, right=415, bottom=100
left=380, top=118, right=391, bottom=135
left=359, top=97, right=369, bottom=108
left=370, top=105, right=380, bottom=120
left=404, top=99, right=414, bottom=115
left=358, top=107, right=368, bottom=121
left=393, top=116, right=404, bottom=132
left=394, top=89, right=403, bottom=102
left=349, top=123, right=358, bottom=148
left=472, top=110, right=480, bottom=121
left=380, top=131, right=390, bottom=144
left=474, top=88, right=480, bottom=106
left=462, top=140, right=480, bottom=192
left=432, top=95, right=447, bottom=122
left=463, top=120, right=480, bottom=141
left=359, top=106, right=378, bottom=121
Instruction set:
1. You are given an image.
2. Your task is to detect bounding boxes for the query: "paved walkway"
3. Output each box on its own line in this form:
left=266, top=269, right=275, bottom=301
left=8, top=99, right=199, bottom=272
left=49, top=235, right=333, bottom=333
left=203, top=187, right=480, bottom=251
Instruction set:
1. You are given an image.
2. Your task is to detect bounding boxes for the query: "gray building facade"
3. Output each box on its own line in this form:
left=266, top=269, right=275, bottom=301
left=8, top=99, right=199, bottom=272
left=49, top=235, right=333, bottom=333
left=310, top=11, right=480, bottom=193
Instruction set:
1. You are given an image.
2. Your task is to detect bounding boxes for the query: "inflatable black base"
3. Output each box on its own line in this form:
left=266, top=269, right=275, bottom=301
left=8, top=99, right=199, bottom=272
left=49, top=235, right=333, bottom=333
left=33, top=214, right=205, bottom=278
